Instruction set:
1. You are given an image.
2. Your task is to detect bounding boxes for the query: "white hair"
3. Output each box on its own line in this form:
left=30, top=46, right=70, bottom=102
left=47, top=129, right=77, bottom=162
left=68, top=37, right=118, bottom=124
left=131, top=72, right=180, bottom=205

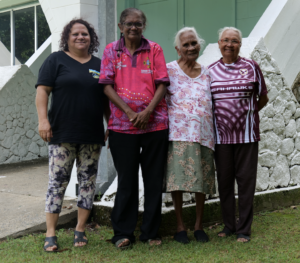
left=174, top=27, right=205, bottom=49
left=218, top=27, right=242, bottom=42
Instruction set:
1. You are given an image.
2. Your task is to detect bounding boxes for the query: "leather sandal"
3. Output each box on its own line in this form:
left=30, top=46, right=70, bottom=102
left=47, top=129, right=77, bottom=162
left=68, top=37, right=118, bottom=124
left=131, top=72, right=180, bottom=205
left=115, top=238, right=132, bottom=250
left=43, top=236, right=58, bottom=252
left=74, top=230, right=88, bottom=247
left=237, top=233, right=250, bottom=242
left=218, top=227, right=234, bottom=237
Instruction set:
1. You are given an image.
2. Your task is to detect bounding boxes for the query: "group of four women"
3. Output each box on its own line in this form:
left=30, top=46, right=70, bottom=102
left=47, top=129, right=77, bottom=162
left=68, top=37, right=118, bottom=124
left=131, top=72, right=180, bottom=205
left=36, top=7, right=268, bottom=252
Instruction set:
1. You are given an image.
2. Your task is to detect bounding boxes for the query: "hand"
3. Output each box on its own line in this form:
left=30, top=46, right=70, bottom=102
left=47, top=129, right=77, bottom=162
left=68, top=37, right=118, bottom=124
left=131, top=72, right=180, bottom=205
left=126, top=110, right=138, bottom=124
left=38, top=119, right=53, bottom=142
left=132, top=109, right=152, bottom=129
left=104, top=130, right=110, bottom=149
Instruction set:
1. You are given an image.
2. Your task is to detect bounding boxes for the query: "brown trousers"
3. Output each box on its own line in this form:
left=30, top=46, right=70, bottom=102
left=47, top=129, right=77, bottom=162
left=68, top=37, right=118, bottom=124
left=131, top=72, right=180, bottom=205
left=214, top=142, right=258, bottom=235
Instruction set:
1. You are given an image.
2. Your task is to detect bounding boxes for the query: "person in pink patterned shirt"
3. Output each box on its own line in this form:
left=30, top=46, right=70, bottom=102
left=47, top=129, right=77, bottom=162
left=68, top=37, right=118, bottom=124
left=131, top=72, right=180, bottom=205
left=99, top=8, right=169, bottom=249
left=209, top=27, right=269, bottom=243
left=165, top=27, right=216, bottom=244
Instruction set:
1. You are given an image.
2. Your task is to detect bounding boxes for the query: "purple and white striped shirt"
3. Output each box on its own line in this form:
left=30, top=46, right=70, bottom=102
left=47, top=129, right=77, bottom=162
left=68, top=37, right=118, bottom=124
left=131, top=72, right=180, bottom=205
left=208, top=57, right=268, bottom=144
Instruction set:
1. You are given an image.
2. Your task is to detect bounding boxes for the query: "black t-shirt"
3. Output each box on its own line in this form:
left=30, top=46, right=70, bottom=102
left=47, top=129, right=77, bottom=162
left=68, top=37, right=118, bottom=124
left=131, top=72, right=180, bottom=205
left=36, top=51, right=105, bottom=145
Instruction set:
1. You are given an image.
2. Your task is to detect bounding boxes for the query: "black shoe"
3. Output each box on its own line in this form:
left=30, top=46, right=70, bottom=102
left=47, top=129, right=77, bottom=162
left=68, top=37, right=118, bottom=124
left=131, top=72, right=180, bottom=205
left=174, top=231, right=190, bottom=244
left=194, top=230, right=209, bottom=242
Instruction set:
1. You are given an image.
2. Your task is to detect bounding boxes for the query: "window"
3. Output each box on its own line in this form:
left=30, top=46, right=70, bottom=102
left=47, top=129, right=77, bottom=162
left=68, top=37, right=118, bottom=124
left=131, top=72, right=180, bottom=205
left=0, top=11, right=11, bottom=66
left=0, top=4, right=51, bottom=66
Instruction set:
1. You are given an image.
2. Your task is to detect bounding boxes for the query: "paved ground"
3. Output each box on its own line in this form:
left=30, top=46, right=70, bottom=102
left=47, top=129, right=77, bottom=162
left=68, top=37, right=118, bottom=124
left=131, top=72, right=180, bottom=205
left=0, top=160, right=77, bottom=240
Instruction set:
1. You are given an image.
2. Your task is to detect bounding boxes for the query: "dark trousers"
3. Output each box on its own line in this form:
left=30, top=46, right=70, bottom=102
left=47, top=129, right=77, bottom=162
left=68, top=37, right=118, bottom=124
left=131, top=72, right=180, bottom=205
left=214, top=142, right=258, bottom=236
left=109, top=129, right=168, bottom=243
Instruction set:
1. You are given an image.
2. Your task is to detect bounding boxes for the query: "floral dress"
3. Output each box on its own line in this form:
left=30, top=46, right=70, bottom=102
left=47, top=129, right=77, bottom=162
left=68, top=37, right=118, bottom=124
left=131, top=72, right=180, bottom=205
left=165, top=61, right=215, bottom=194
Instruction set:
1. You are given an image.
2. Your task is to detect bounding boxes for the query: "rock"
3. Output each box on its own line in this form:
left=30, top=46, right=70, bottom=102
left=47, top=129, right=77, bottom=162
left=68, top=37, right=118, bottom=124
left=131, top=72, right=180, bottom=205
left=283, top=109, right=292, bottom=125
left=279, top=90, right=291, bottom=101
left=259, top=132, right=282, bottom=152
left=28, top=142, right=40, bottom=155
left=295, top=133, right=300, bottom=151
left=0, top=131, right=4, bottom=141
left=6, top=115, right=13, bottom=121
left=260, top=117, right=273, bottom=132
left=18, top=143, right=28, bottom=157
left=290, top=166, right=300, bottom=185
left=1, top=137, right=13, bottom=149
left=291, top=152, right=300, bottom=166
left=32, top=134, right=40, bottom=141
left=40, top=146, right=48, bottom=157
left=256, top=163, right=269, bottom=191
left=273, top=96, right=287, bottom=115
left=12, top=119, right=18, bottom=127
left=287, top=101, right=297, bottom=115
left=12, top=134, right=21, bottom=144
left=26, top=130, right=35, bottom=139
left=269, top=155, right=290, bottom=187
left=260, top=59, right=277, bottom=74
left=4, top=155, right=20, bottom=164
left=269, top=74, right=284, bottom=90
left=280, top=138, right=294, bottom=155
left=15, top=126, right=25, bottom=135
left=272, top=114, right=285, bottom=135
left=5, top=128, right=14, bottom=137
left=267, top=88, right=279, bottom=103
left=264, top=104, right=275, bottom=118
left=258, top=151, right=277, bottom=167
left=23, top=152, right=39, bottom=161
left=294, top=108, right=300, bottom=119
left=0, top=114, right=5, bottom=125
left=285, top=120, right=296, bottom=138
left=296, top=118, right=300, bottom=132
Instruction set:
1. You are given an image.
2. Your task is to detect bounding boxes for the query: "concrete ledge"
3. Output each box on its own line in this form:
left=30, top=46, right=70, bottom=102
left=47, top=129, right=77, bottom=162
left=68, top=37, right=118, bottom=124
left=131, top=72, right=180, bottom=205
left=92, top=186, right=300, bottom=236
left=1, top=208, right=78, bottom=241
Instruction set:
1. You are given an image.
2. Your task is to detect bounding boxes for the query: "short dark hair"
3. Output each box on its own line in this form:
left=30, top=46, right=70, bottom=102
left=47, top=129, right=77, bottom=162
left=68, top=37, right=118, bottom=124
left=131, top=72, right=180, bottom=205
left=59, top=18, right=99, bottom=54
left=119, top=8, right=147, bottom=28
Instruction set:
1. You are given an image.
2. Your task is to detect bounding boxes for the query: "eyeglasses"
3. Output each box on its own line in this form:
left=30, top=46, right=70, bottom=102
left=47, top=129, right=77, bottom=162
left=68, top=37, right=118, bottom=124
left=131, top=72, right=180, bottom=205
left=220, top=39, right=241, bottom=45
left=123, top=22, right=144, bottom=28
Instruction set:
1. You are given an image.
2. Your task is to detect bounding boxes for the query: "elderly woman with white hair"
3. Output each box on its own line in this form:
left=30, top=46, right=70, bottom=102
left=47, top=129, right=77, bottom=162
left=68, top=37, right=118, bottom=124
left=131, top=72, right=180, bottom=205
left=165, top=27, right=215, bottom=244
left=208, top=27, right=269, bottom=243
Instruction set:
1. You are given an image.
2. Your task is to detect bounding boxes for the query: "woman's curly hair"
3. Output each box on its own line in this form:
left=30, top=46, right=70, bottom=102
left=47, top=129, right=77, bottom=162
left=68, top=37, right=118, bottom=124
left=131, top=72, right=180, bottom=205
left=59, top=18, right=99, bottom=54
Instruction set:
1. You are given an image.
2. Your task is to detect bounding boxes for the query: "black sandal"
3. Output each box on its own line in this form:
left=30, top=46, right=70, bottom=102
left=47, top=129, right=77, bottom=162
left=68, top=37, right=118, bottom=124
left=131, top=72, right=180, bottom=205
left=218, top=227, right=234, bottom=237
left=194, top=230, right=209, bottom=242
left=74, top=230, right=88, bottom=247
left=237, top=234, right=250, bottom=242
left=44, top=236, right=58, bottom=252
left=174, top=231, right=190, bottom=244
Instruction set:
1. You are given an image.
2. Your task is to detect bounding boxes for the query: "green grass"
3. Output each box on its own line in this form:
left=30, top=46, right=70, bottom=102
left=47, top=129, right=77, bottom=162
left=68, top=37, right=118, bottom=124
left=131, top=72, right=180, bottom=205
left=1, top=207, right=300, bottom=263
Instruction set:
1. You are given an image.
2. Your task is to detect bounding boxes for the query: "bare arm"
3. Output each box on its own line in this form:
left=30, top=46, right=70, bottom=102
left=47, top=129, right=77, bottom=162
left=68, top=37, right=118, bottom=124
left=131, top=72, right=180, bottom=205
left=36, top=85, right=53, bottom=142
left=134, top=83, right=167, bottom=129
left=258, top=94, right=269, bottom=111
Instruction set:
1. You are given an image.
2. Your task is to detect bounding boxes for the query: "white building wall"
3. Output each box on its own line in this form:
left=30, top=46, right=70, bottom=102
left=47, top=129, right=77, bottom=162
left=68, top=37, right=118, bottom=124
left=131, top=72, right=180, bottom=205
left=39, top=0, right=99, bottom=52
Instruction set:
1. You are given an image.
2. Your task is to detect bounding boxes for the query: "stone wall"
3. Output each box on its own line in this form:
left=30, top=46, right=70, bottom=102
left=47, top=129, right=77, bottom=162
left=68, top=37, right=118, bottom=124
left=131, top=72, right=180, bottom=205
left=0, top=65, right=48, bottom=164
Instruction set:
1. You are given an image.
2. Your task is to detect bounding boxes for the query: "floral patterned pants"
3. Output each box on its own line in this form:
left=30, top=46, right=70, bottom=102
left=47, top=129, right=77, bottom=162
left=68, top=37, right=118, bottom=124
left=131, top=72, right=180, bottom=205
left=45, top=143, right=101, bottom=213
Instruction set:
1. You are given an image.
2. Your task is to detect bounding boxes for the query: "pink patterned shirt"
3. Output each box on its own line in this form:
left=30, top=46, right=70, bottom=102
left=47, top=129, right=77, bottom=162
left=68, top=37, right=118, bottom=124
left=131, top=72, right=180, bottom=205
left=99, top=37, right=169, bottom=134
left=166, top=61, right=215, bottom=150
left=208, top=57, right=268, bottom=144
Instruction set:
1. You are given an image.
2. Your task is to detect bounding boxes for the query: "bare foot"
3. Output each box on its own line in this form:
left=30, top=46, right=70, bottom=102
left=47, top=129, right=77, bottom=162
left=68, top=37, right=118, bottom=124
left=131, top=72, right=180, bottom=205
left=218, top=232, right=226, bottom=237
left=118, top=239, right=130, bottom=248
left=44, top=241, right=57, bottom=251
left=74, top=234, right=88, bottom=247
left=149, top=240, right=162, bottom=246
left=237, top=237, right=250, bottom=243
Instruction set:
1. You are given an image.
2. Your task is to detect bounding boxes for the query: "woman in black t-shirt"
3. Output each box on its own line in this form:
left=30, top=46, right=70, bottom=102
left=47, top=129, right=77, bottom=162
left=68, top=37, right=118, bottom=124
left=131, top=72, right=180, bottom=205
left=36, top=19, right=106, bottom=252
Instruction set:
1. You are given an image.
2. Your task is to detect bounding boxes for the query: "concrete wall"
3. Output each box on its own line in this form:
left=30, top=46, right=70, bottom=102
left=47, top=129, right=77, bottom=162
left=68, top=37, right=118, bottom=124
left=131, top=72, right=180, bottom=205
left=0, top=65, right=48, bottom=164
